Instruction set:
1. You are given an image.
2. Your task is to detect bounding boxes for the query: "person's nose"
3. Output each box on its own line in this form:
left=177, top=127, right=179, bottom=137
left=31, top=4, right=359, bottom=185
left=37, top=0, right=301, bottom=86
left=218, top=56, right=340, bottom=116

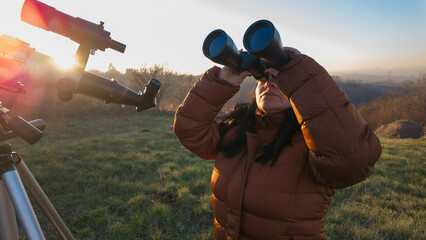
left=264, top=78, right=278, bottom=89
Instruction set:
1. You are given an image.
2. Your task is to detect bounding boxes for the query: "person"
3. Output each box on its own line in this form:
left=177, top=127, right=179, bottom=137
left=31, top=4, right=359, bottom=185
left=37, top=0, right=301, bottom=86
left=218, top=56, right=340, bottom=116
left=173, top=47, right=382, bottom=240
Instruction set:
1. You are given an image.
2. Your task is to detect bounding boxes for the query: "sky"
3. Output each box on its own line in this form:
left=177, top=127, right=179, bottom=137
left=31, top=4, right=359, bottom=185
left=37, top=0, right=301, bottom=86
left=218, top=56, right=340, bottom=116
left=1, top=0, right=426, bottom=75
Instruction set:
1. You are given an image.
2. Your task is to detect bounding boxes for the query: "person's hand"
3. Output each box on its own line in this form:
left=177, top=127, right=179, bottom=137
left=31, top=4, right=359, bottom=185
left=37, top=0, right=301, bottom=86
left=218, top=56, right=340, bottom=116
left=218, top=66, right=252, bottom=86
left=284, top=47, right=301, bottom=59
left=263, top=47, right=302, bottom=78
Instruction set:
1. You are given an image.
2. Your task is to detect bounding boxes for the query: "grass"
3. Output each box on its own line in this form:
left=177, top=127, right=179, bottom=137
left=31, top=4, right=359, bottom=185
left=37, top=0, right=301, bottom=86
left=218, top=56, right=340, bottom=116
left=325, top=138, right=425, bottom=240
left=5, top=111, right=425, bottom=239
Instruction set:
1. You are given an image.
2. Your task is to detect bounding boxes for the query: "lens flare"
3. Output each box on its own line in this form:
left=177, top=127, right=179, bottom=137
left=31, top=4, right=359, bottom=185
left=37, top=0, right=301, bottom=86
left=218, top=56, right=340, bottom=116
left=0, top=35, right=33, bottom=93
left=0, top=34, right=64, bottom=115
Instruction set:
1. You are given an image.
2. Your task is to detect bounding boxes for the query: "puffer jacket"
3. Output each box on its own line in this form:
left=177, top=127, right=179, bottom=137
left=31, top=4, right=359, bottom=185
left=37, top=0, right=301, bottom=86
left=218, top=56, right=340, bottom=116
left=173, top=54, right=382, bottom=240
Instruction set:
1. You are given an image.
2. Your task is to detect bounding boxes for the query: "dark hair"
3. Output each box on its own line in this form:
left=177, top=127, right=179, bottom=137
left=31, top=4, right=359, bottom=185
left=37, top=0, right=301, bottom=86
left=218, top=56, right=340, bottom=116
left=216, top=99, right=301, bottom=166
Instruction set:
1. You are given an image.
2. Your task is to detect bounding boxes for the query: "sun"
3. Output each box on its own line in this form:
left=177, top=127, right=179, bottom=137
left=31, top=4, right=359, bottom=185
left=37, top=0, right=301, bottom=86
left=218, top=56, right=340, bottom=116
left=52, top=54, right=75, bottom=70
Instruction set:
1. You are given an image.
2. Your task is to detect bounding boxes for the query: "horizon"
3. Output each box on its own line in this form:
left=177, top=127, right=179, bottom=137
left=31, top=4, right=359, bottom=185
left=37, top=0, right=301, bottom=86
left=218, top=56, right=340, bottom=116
left=1, top=0, right=426, bottom=75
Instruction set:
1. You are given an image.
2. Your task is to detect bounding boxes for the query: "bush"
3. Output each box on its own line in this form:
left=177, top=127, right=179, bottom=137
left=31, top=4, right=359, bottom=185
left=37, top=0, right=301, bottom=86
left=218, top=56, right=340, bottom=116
left=358, top=74, right=426, bottom=129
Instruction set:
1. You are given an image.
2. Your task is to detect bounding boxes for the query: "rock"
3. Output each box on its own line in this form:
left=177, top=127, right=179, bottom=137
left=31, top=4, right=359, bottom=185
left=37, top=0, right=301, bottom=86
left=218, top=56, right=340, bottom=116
left=376, top=120, right=424, bottom=139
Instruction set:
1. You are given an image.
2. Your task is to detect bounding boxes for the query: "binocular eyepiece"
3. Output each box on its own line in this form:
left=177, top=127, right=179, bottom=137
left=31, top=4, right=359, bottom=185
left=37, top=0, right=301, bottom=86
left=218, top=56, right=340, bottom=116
left=203, top=20, right=289, bottom=81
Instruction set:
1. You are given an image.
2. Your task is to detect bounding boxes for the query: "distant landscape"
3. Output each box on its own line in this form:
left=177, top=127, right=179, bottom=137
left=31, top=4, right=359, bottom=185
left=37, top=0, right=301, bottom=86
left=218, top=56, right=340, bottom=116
left=331, top=66, right=426, bottom=84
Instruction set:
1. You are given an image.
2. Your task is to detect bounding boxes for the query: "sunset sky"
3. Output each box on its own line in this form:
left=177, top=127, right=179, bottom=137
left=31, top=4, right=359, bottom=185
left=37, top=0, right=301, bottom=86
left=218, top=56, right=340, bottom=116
left=1, top=0, right=425, bottom=75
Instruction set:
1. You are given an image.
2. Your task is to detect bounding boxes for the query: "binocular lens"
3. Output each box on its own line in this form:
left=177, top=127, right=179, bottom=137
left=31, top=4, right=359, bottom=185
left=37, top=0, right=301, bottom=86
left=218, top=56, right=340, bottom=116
left=208, top=35, right=226, bottom=58
left=248, top=26, right=273, bottom=52
left=244, top=20, right=274, bottom=53
left=203, top=30, right=227, bottom=58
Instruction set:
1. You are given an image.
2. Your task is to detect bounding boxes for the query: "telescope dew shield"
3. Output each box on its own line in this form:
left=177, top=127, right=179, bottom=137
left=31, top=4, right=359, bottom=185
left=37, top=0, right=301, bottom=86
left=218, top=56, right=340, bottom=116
left=21, top=0, right=126, bottom=53
left=243, top=20, right=289, bottom=68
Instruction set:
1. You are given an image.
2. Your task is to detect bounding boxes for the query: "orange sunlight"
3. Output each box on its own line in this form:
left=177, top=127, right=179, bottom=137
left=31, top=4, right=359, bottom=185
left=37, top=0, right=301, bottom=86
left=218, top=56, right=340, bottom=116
left=0, top=34, right=64, bottom=116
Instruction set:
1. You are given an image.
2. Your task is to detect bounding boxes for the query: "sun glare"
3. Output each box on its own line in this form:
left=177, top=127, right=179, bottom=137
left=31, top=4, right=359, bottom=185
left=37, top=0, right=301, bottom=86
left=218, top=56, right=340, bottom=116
left=52, top=55, right=75, bottom=70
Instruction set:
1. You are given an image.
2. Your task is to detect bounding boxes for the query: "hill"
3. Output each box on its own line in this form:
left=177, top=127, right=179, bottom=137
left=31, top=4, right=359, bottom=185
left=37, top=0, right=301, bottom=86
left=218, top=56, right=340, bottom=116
left=338, top=82, right=394, bottom=106
left=221, top=77, right=394, bottom=110
left=331, top=66, right=426, bottom=84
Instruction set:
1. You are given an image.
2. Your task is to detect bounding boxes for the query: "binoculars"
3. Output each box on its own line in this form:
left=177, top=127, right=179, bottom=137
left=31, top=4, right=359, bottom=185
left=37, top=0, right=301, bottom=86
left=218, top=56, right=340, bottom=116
left=203, top=20, right=290, bottom=81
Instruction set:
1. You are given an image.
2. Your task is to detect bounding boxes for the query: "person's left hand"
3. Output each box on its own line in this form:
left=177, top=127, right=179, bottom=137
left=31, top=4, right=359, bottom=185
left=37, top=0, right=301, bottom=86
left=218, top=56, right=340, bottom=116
left=218, top=66, right=252, bottom=86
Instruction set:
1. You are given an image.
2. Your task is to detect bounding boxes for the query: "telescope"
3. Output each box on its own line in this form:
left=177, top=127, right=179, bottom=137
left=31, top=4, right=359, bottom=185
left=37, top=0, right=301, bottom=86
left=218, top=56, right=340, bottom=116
left=19, top=0, right=161, bottom=111
left=203, top=20, right=290, bottom=81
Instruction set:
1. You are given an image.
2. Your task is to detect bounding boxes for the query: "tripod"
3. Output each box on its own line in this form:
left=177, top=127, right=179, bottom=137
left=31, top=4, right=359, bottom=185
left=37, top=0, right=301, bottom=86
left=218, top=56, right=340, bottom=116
left=0, top=104, right=74, bottom=240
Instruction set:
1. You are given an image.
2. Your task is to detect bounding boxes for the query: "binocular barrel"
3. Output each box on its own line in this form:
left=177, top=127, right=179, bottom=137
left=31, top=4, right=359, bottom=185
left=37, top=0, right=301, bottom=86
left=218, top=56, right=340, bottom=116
left=21, top=0, right=126, bottom=53
left=243, top=20, right=289, bottom=68
left=203, top=20, right=290, bottom=80
left=203, top=30, right=241, bottom=68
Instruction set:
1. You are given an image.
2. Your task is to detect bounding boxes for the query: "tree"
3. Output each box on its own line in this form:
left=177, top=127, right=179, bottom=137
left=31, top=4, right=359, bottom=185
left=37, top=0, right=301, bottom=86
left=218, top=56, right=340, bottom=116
left=127, top=64, right=176, bottom=109
left=358, top=73, right=426, bottom=128
left=173, top=73, right=198, bottom=108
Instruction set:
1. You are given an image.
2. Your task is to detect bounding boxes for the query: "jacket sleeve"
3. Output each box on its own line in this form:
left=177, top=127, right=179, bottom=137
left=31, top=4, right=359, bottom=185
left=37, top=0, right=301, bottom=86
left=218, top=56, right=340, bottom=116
left=275, top=55, right=382, bottom=189
left=173, top=67, right=240, bottom=160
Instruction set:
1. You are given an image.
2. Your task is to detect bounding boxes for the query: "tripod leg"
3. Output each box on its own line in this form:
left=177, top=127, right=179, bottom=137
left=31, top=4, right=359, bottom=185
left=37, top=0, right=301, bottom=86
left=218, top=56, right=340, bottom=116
left=2, top=170, right=45, bottom=240
left=16, top=160, right=75, bottom=240
left=0, top=179, right=19, bottom=240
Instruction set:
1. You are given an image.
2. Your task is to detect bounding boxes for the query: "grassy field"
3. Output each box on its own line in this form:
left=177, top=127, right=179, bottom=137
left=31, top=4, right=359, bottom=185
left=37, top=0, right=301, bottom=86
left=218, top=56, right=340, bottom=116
left=5, top=111, right=425, bottom=240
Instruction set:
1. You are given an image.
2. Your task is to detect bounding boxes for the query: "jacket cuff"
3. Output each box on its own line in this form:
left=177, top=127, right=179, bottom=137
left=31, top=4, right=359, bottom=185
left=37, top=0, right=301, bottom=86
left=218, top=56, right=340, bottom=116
left=275, top=55, right=327, bottom=98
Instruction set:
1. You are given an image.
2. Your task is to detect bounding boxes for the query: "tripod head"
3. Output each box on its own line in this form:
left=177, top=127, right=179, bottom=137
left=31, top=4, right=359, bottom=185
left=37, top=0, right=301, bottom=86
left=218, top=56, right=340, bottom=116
left=0, top=102, right=45, bottom=145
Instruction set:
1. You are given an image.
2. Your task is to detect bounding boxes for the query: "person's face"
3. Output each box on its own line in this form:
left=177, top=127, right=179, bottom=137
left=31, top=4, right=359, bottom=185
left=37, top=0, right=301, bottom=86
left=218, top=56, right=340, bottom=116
left=255, top=78, right=291, bottom=114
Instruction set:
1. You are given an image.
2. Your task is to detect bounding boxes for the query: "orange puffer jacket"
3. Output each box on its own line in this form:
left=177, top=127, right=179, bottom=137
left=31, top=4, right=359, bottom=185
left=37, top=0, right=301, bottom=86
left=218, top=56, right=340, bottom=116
left=174, top=55, right=382, bottom=240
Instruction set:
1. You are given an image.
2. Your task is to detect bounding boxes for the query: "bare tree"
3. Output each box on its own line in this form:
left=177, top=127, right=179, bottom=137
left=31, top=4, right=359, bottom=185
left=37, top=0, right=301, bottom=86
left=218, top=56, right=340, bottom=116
left=127, top=64, right=176, bottom=109
left=173, top=73, right=198, bottom=107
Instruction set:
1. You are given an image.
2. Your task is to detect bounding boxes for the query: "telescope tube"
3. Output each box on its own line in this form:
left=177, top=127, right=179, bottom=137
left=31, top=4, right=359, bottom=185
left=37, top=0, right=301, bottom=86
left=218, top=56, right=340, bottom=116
left=21, top=0, right=125, bottom=53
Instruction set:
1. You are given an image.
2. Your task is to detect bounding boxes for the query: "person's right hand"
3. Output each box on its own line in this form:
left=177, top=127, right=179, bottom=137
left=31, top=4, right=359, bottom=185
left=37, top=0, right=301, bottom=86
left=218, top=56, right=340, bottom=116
left=218, top=66, right=252, bottom=86
left=284, top=47, right=302, bottom=59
